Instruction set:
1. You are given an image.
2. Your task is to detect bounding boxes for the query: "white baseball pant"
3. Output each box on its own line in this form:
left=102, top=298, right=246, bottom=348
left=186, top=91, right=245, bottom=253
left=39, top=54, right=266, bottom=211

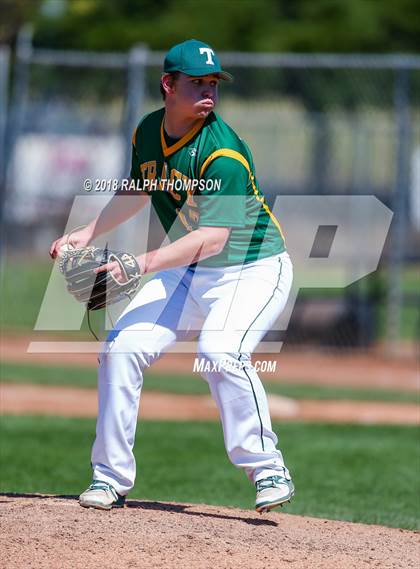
left=91, top=251, right=293, bottom=495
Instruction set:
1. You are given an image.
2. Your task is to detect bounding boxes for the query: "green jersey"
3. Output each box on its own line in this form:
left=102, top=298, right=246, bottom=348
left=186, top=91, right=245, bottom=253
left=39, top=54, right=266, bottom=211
left=130, top=108, right=285, bottom=267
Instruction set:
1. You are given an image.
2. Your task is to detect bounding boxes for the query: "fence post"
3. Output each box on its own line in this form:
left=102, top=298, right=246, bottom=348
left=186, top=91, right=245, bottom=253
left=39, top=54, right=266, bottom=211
left=122, top=43, right=148, bottom=178
left=0, top=46, right=10, bottom=216
left=111, top=44, right=148, bottom=268
left=1, top=25, right=32, bottom=229
left=386, top=69, right=411, bottom=355
left=0, top=26, right=33, bottom=255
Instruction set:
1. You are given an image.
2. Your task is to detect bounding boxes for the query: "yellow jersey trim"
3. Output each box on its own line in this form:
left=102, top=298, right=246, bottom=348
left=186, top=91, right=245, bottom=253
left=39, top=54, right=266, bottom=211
left=199, top=148, right=250, bottom=178
left=160, top=117, right=205, bottom=157
left=199, top=148, right=285, bottom=241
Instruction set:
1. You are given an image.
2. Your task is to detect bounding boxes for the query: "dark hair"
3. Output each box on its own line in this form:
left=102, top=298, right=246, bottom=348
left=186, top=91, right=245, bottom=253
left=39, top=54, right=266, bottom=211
left=160, top=72, right=180, bottom=100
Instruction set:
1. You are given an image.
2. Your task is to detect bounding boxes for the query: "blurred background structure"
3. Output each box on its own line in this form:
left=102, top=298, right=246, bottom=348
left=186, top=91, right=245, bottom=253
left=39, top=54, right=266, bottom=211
left=0, top=0, right=419, bottom=356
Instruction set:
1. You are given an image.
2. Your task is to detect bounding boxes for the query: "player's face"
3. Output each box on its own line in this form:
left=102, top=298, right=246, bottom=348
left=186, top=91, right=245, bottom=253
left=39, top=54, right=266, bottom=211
left=172, top=73, right=219, bottom=119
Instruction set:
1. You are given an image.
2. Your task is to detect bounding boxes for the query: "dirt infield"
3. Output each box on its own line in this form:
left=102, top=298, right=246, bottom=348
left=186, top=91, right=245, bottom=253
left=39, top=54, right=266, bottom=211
left=1, top=494, right=418, bottom=569
left=1, top=383, right=419, bottom=425
left=1, top=334, right=419, bottom=391
left=2, top=334, right=419, bottom=425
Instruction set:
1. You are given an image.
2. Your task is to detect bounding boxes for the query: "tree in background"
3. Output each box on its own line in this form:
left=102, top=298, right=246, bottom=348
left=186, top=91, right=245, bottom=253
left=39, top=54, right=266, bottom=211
left=1, top=0, right=419, bottom=53
left=0, top=0, right=42, bottom=45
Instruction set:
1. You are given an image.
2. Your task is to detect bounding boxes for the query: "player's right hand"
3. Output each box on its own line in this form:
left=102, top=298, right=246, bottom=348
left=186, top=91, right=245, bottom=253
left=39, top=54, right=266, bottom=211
left=49, top=226, right=93, bottom=259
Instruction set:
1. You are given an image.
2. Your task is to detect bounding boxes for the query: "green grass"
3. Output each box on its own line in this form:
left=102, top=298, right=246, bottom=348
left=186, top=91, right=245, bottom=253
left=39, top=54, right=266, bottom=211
left=265, top=382, right=419, bottom=403
left=0, top=259, right=106, bottom=335
left=0, top=260, right=51, bottom=330
left=1, top=258, right=419, bottom=339
left=1, top=362, right=99, bottom=389
left=1, top=361, right=418, bottom=403
left=0, top=416, right=418, bottom=530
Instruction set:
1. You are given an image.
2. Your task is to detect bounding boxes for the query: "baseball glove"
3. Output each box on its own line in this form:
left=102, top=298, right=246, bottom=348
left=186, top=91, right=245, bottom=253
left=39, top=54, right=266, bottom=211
left=59, top=246, right=141, bottom=310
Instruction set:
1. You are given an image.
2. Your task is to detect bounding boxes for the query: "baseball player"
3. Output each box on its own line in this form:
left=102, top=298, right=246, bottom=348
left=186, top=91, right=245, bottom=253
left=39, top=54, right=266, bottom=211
left=50, top=39, right=294, bottom=513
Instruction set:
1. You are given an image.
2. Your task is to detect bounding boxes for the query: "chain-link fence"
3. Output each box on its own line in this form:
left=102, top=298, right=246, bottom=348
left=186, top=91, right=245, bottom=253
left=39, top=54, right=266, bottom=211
left=1, top=28, right=419, bottom=353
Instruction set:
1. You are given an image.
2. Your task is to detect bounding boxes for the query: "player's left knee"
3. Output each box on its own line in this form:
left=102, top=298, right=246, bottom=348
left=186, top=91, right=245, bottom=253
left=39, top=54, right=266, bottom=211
left=197, top=339, right=253, bottom=373
left=100, top=330, right=160, bottom=369
left=198, top=335, right=251, bottom=359
left=197, top=339, right=226, bottom=364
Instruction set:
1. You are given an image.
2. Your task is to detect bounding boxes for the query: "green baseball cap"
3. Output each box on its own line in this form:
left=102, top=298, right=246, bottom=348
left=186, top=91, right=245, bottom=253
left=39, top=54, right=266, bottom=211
left=164, top=39, right=233, bottom=81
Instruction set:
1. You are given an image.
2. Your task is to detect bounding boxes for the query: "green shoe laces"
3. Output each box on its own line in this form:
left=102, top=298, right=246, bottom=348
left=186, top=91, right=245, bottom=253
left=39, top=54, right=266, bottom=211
left=256, top=476, right=287, bottom=491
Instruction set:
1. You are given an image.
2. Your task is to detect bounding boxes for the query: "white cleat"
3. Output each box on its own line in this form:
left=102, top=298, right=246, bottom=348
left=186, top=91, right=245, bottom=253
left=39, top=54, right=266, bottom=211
left=255, top=475, right=295, bottom=513
left=79, top=480, right=126, bottom=510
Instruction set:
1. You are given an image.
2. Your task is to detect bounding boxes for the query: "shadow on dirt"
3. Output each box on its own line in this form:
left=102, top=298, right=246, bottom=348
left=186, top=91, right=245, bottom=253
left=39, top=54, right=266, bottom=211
left=0, top=493, right=278, bottom=527
left=127, top=499, right=278, bottom=526
left=0, top=492, right=79, bottom=500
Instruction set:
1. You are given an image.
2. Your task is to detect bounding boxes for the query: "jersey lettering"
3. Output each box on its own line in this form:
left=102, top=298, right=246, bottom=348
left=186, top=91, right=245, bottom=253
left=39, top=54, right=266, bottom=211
left=168, top=169, right=182, bottom=201
left=188, top=208, right=200, bottom=223
left=159, top=163, right=168, bottom=190
left=140, top=161, right=156, bottom=181
left=176, top=207, right=193, bottom=232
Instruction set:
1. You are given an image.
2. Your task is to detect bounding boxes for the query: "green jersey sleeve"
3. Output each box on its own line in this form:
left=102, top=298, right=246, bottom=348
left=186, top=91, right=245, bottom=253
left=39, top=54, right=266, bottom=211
left=198, top=156, right=248, bottom=227
left=129, top=134, right=150, bottom=195
left=130, top=142, right=142, bottom=182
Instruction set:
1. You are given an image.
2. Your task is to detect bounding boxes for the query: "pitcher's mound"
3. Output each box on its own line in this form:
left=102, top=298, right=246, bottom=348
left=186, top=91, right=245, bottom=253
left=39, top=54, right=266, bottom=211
left=1, top=494, right=418, bottom=569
